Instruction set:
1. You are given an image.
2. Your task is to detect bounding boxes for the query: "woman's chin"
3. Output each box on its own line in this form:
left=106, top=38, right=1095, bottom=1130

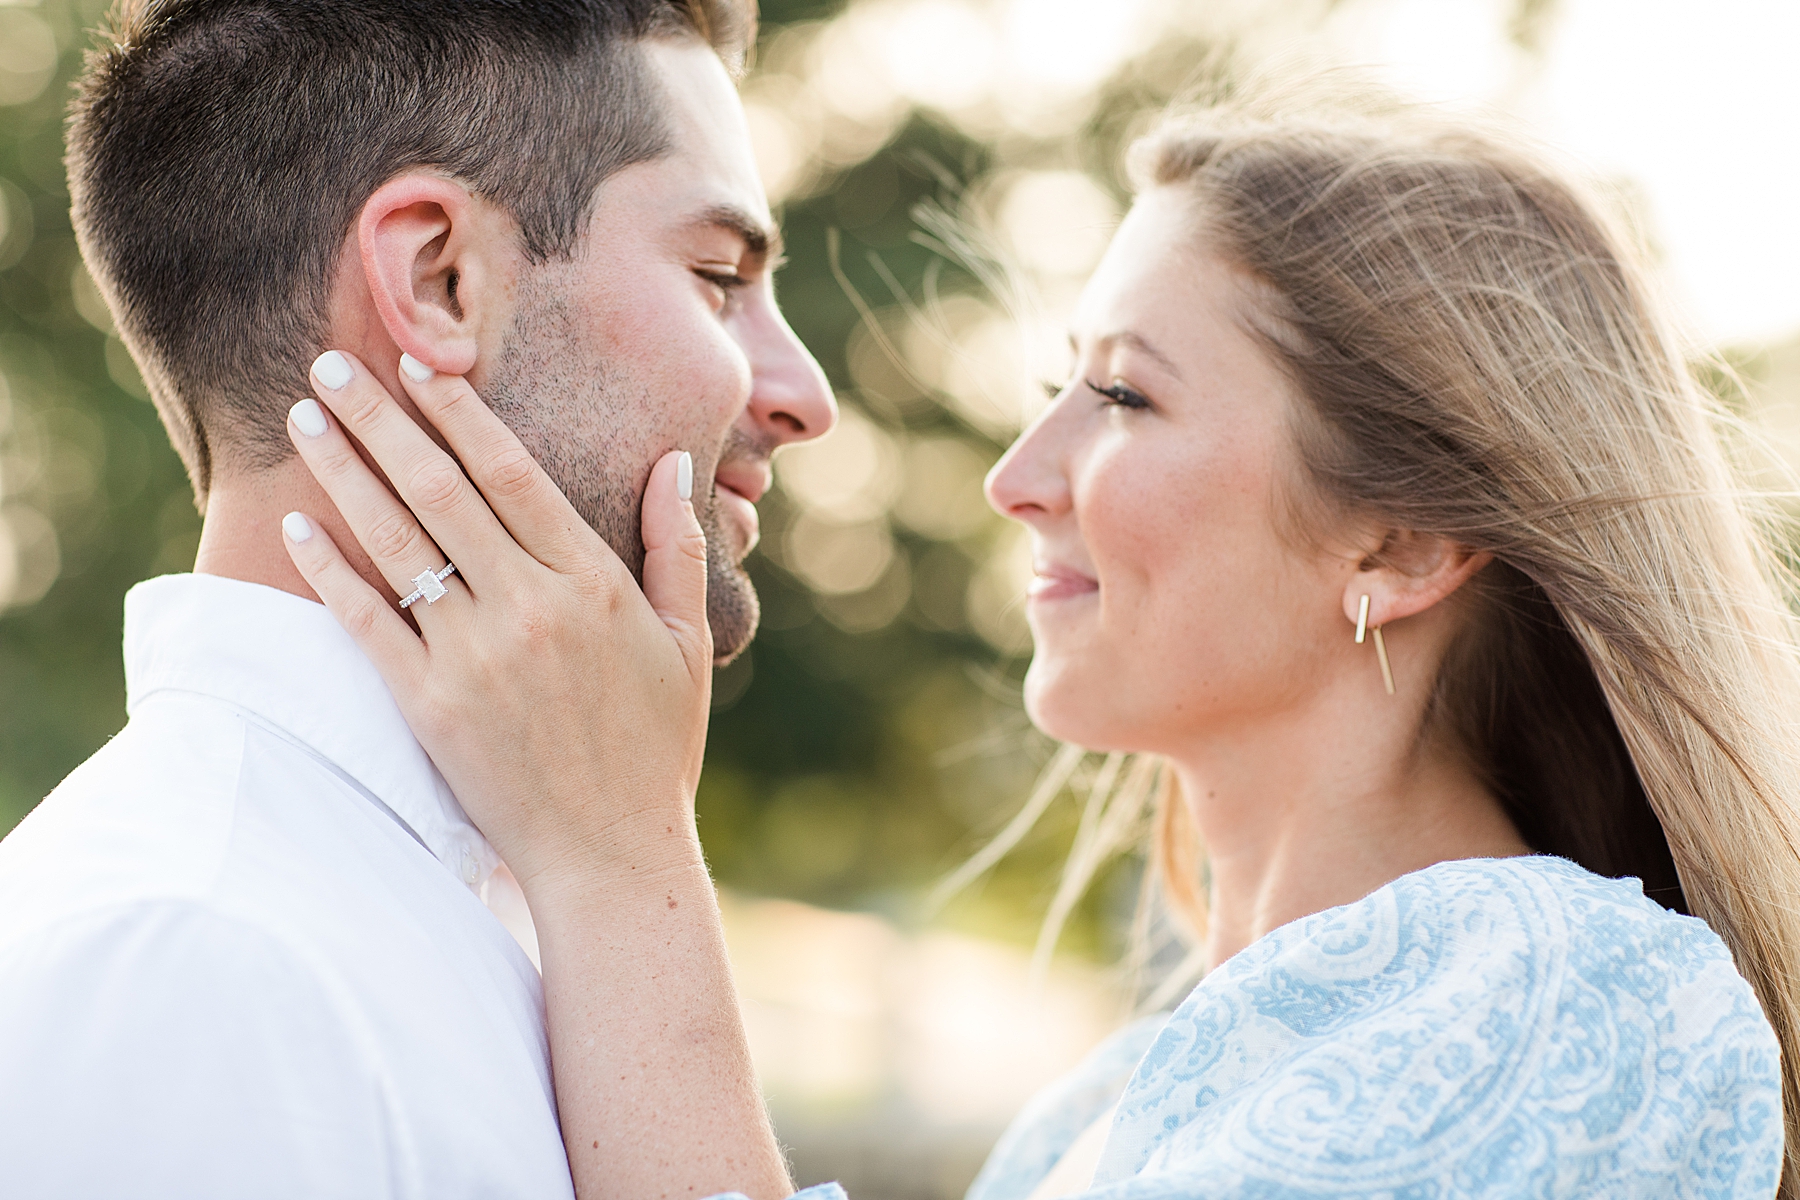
left=1023, top=658, right=1117, bottom=748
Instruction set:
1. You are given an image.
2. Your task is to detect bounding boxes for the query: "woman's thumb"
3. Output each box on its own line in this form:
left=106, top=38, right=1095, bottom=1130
left=640, top=450, right=713, bottom=675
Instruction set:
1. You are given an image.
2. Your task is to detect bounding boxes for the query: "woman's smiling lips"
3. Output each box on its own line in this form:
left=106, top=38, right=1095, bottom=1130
left=713, top=459, right=770, bottom=558
left=1028, top=560, right=1099, bottom=602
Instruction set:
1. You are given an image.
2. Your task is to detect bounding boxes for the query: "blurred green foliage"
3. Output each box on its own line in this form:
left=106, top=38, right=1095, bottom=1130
left=0, top=0, right=205, bottom=831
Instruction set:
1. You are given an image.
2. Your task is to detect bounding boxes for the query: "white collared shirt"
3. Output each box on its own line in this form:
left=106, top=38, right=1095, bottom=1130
left=0, top=574, right=574, bottom=1199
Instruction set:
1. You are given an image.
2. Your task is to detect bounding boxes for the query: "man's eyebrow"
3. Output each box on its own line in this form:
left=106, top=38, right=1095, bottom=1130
left=1068, top=329, right=1186, bottom=380
left=690, top=203, right=784, bottom=267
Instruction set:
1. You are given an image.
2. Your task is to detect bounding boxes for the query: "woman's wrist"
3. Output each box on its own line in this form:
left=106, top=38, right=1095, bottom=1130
left=521, top=826, right=787, bottom=1200
left=510, top=803, right=710, bottom=920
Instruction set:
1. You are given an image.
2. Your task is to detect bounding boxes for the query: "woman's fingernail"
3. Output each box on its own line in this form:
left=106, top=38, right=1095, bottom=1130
left=289, top=398, right=328, bottom=438
left=312, top=350, right=353, bottom=391
left=677, top=451, right=693, bottom=502
left=282, top=512, right=314, bottom=543
left=399, top=353, right=435, bottom=383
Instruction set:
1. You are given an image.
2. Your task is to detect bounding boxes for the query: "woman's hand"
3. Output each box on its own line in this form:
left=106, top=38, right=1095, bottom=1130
left=279, top=349, right=790, bottom=1200
left=279, top=350, right=711, bottom=893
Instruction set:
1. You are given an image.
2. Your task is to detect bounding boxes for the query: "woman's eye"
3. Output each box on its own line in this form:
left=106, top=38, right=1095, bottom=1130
left=1040, top=379, right=1069, bottom=399
left=1085, top=379, right=1151, bottom=410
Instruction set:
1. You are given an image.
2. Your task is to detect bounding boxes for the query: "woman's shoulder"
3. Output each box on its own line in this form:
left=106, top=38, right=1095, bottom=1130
left=965, top=1012, right=1167, bottom=1200
left=1366, top=853, right=1738, bottom=977
left=1212, top=854, right=1772, bottom=1083
left=1255, top=854, right=1748, bottom=1003
left=1387, top=850, right=1685, bottom=926
left=1099, top=856, right=1784, bottom=1196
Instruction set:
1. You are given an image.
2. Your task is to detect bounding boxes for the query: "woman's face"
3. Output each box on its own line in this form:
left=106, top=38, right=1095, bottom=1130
left=986, top=187, right=1353, bottom=755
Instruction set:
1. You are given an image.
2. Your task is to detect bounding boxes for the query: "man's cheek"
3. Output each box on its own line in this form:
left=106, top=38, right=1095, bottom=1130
left=701, top=316, right=755, bottom=408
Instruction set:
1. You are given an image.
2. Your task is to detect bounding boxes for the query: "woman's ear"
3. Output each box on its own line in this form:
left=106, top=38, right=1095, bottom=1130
left=1340, top=530, right=1494, bottom=629
left=357, top=173, right=501, bottom=378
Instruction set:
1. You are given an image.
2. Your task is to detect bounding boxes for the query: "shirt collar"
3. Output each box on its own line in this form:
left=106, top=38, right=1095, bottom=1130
left=122, top=573, right=499, bottom=892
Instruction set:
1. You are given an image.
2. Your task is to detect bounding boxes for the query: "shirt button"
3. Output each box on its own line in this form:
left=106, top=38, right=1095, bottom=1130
left=459, top=847, right=481, bottom=886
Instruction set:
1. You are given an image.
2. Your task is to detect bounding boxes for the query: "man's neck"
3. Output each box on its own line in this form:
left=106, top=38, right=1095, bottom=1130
left=192, top=460, right=376, bottom=603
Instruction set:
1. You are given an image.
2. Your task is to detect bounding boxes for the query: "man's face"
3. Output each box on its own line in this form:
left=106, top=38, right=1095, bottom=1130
left=478, top=38, right=834, bottom=662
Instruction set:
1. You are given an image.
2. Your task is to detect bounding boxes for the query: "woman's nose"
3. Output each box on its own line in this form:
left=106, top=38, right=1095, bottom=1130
left=986, top=404, right=1072, bottom=524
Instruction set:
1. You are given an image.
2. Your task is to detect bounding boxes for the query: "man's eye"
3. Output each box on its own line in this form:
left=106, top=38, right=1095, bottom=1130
left=696, top=269, right=749, bottom=292
left=1085, top=379, right=1151, bottom=410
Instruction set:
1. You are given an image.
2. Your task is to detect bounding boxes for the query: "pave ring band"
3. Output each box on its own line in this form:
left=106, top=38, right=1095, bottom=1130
left=399, top=562, right=458, bottom=609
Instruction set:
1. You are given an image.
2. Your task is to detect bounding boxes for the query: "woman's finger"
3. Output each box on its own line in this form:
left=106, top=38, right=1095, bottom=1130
left=308, top=350, right=519, bottom=575
left=389, top=354, right=599, bottom=575
left=280, top=509, right=429, bottom=692
left=287, top=396, right=464, bottom=613
left=640, top=450, right=713, bottom=681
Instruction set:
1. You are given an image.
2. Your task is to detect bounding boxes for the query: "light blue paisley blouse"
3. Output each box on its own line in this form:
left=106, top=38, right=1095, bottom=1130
left=724, top=855, right=1783, bottom=1200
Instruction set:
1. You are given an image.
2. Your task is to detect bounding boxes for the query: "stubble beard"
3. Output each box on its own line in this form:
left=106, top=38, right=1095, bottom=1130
left=481, top=282, right=761, bottom=664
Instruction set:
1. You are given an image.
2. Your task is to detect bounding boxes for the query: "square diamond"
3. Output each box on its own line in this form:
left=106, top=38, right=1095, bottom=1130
left=413, top=569, right=447, bottom=604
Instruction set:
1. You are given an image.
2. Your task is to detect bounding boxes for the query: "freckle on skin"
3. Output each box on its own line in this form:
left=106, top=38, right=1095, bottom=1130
left=668, top=897, right=678, bottom=908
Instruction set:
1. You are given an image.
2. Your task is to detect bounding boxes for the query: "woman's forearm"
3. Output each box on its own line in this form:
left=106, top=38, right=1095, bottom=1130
left=527, top=836, right=791, bottom=1200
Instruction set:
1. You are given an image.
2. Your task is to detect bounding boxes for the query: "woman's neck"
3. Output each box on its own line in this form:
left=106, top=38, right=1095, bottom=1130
left=1170, top=699, right=1531, bottom=970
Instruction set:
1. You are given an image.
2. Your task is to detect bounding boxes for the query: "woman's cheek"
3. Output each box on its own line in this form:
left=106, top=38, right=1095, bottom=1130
left=1086, top=445, right=1185, bottom=610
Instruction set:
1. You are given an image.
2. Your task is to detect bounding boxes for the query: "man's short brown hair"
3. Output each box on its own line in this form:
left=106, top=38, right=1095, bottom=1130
left=67, top=0, right=755, bottom=505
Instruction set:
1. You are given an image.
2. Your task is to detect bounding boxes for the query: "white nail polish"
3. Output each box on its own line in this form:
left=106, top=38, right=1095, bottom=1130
left=290, top=398, right=328, bottom=438
left=399, top=353, right=435, bottom=383
left=312, top=350, right=353, bottom=390
left=282, top=512, right=313, bottom=543
left=677, top=451, right=693, bottom=502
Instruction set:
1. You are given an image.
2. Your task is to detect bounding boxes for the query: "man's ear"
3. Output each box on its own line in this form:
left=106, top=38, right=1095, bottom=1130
left=1339, top=530, right=1494, bottom=630
left=357, top=173, right=502, bottom=377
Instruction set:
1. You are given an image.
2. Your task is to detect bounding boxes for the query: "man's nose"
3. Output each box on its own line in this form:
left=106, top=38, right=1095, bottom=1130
left=745, top=306, right=836, bottom=448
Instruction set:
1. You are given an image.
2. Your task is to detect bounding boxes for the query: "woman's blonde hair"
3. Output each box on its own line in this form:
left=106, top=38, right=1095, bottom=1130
left=1105, top=102, right=1800, bottom=1190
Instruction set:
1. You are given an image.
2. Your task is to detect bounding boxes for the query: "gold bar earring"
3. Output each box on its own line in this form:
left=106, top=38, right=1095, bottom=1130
left=1356, top=594, right=1396, bottom=695
left=1372, top=626, right=1396, bottom=695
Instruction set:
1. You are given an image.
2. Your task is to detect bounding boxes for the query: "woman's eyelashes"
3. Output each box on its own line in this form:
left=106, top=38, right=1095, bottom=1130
left=1039, top=377, right=1154, bottom=411
left=1085, top=378, right=1152, bottom=411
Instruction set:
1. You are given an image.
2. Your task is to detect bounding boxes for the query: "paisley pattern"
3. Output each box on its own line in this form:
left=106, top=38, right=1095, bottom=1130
left=965, top=856, right=1781, bottom=1200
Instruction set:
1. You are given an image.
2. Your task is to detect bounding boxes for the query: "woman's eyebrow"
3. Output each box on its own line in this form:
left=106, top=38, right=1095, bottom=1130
left=1068, top=329, right=1186, bottom=380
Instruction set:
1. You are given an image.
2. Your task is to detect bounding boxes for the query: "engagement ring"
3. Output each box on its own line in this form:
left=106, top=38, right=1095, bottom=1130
left=399, top=562, right=458, bottom=609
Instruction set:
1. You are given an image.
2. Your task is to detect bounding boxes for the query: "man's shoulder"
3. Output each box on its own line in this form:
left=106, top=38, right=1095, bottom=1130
left=0, top=692, right=249, bottom=933
left=0, top=889, right=412, bottom=1194
left=0, top=690, right=533, bottom=1020
left=0, top=690, right=394, bottom=959
left=0, top=689, right=573, bottom=1199
left=0, top=892, right=566, bottom=1199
